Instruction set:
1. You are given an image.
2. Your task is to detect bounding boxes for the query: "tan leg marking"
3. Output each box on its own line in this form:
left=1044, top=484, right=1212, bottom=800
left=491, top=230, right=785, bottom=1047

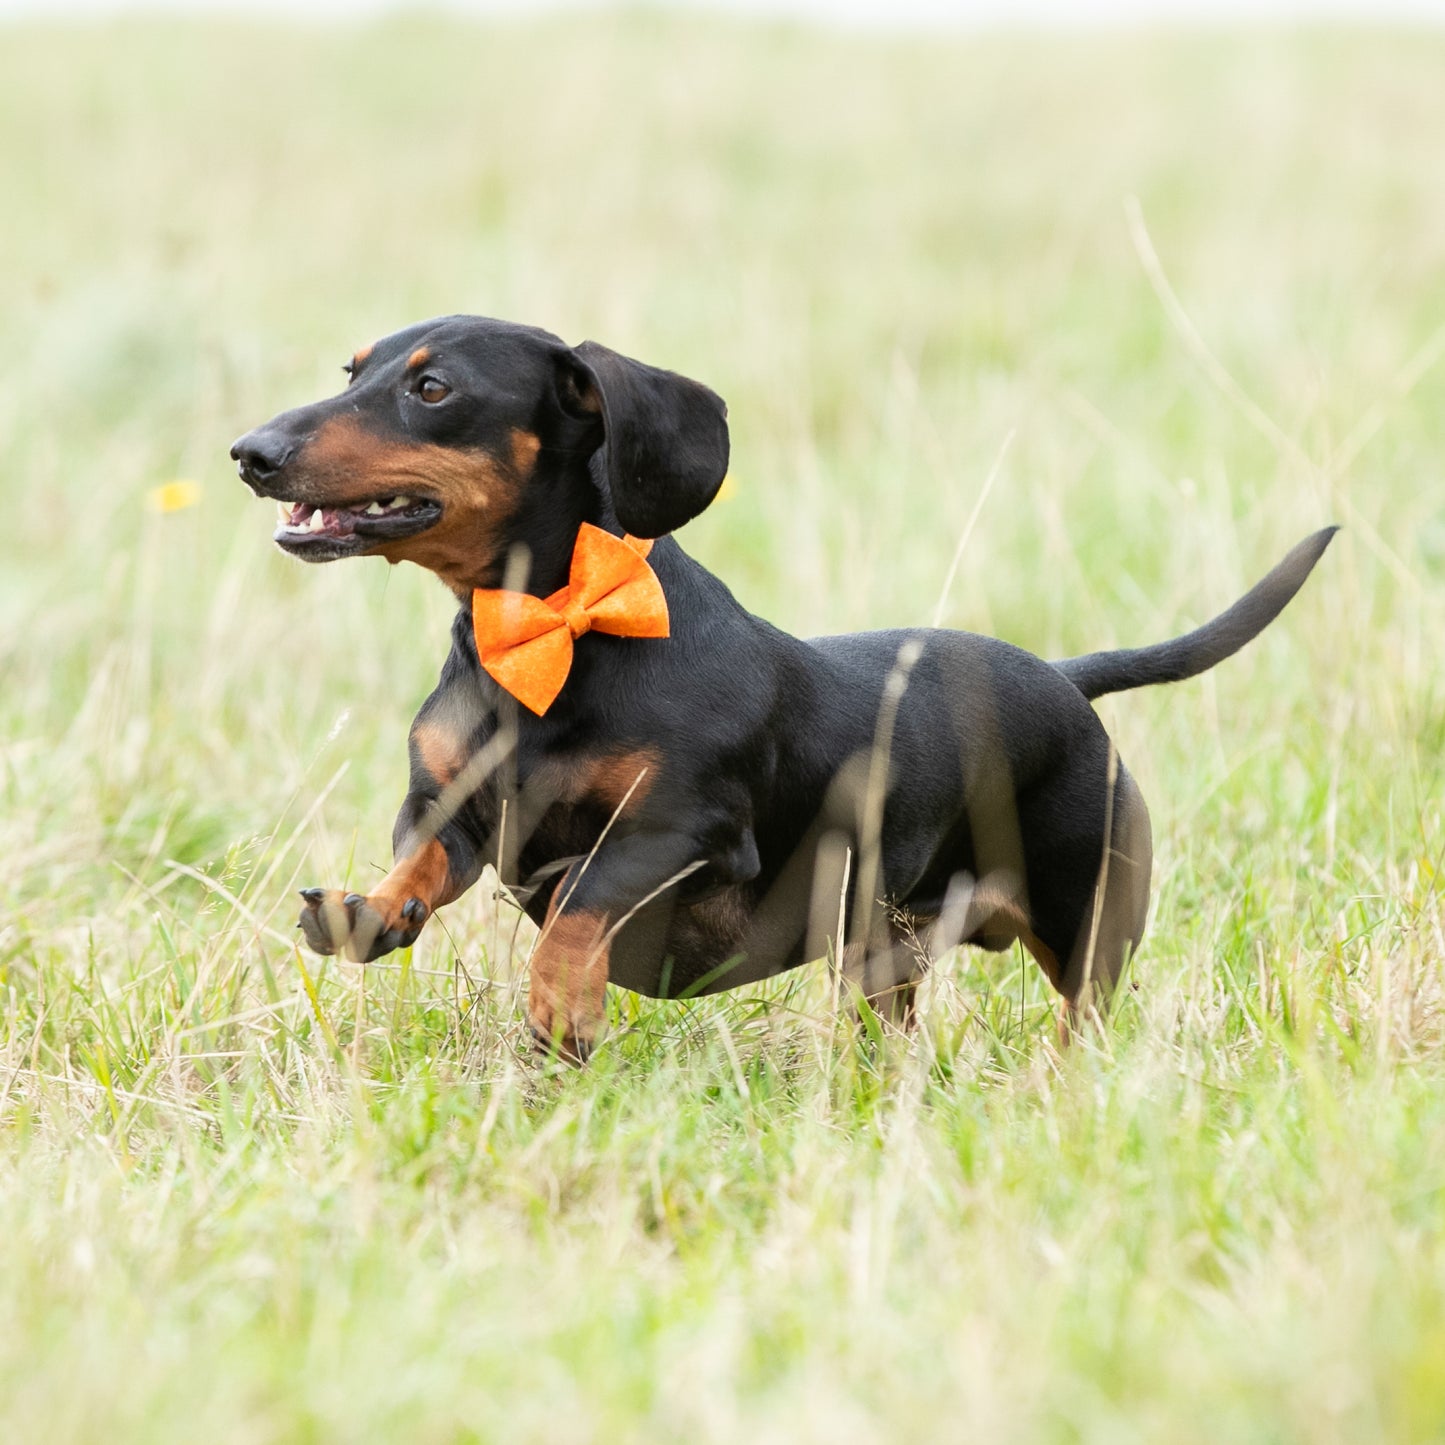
left=528, top=906, right=610, bottom=1063
left=371, top=836, right=453, bottom=919
left=842, top=925, right=929, bottom=1034
left=300, top=837, right=452, bottom=962
left=867, top=974, right=921, bottom=1031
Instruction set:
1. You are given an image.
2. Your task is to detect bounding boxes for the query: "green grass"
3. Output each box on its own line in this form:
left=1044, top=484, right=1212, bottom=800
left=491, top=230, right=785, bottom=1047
left=2, top=12, right=1444, bottom=1441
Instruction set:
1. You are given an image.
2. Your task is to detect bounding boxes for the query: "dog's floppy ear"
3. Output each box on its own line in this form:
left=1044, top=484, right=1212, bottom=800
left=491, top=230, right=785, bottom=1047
left=563, top=340, right=729, bottom=539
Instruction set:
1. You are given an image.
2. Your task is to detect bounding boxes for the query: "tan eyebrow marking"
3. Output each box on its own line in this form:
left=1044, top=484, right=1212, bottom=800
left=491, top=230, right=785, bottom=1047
left=509, top=429, right=542, bottom=474
left=351, top=342, right=373, bottom=369
left=407, top=347, right=431, bottom=369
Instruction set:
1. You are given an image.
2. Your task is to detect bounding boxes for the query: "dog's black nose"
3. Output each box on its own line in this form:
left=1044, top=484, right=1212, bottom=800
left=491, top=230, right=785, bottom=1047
left=231, top=429, right=295, bottom=492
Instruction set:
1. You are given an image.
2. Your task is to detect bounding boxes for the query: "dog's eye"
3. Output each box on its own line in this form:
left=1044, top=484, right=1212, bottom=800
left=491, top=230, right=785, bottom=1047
left=418, top=377, right=450, bottom=404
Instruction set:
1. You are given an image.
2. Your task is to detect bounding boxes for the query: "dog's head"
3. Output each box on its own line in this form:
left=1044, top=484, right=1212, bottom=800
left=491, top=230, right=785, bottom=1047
left=230, top=316, right=729, bottom=596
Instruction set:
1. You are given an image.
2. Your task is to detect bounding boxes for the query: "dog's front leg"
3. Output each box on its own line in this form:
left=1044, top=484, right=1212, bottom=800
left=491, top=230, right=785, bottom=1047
left=297, top=702, right=487, bottom=962
left=297, top=804, right=483, bottom=962
left=528, top=830, right=704, bottom=1064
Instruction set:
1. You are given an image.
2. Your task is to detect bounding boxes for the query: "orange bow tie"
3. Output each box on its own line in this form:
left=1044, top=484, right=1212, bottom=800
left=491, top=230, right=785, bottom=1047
left=471, top=523, right=670, bottom=715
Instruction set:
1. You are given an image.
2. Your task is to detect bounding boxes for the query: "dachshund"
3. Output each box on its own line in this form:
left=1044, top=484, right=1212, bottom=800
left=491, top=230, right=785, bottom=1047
left=232, top=315, right=1335, bottom=1059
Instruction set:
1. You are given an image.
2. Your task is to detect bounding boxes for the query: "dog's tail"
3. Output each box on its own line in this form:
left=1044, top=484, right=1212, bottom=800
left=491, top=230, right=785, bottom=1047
left=1054, top=527, right=1338, bottom=702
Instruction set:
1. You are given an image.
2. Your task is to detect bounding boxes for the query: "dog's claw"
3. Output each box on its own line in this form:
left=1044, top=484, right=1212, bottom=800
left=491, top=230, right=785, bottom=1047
left=343, top=892, right=365, bottom=908
left=402, top=897, right=426, bottom=923
left=299, top=887, right=324, bottom=903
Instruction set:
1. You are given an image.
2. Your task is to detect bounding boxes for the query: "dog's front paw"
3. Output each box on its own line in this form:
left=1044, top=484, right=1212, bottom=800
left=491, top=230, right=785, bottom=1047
left=297, top=887, right=428, bottom=962
left=526, top=1013, right=597, bottom=1067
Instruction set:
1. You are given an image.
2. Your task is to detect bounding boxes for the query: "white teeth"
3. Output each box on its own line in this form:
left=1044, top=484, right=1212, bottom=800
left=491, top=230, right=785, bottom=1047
left=365, top=502, right=386, bottom=516
left=307, top=509, right=326, bottom=532
left=276, top=501, right=291, bottom=524
left=389, top=496, right=411, bottom=510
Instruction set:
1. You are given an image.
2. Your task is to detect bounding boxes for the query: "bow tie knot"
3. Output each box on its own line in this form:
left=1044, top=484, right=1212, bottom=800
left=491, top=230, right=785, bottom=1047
left=471, top=524, right=670, bottom=715
left=560, top=597, right=595, bottom=639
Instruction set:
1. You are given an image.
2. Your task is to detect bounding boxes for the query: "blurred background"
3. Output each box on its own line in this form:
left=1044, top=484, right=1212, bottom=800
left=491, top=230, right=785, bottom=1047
left=8, top=0, right=1445, bottom=20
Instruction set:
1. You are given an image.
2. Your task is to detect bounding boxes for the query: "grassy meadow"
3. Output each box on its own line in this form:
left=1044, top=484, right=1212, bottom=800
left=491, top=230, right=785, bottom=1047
left=1, top=12, right=1444, bottom=1441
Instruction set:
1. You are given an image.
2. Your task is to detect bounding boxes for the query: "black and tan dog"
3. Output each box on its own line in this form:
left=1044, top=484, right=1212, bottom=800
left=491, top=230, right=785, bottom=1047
left=233, top=316, right=1334, bottom=1059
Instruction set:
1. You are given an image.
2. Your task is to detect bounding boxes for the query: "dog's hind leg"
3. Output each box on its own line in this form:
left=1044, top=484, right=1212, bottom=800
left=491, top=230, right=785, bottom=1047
left=1059, top=763, right=1153, bottom=1033
left=842, top=914, right=931, bottom=1031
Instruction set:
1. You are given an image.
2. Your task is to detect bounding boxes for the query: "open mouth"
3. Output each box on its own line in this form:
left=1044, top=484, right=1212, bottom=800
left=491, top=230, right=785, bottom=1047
left=272, top=494, right=442, bottom=558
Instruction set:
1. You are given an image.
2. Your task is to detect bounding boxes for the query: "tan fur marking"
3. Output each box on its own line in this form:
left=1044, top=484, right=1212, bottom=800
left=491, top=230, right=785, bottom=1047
left=968, top=889, right=1064, bottom=990
left=371, top=836, right=452, bottom=920
left=351, top=342, right=373, bottom=369
left=870, top=978, right=921, bottom=1030
left=299, top=415, right=527, bottom=595
left=509, top=428, right=542, bottom=473
left=843, top=923, right=928, bottom=1032
left=316, top=836, right=452, bottom=962
left=529, top=906, right=610, bottom=1060
left=526, top=747, right=660, bottom=817
left=407, top=347, right=431, bottom=369
left=579, top=747, right=660, bottom=813
left=1019, top=929, right=1063, bottom=990
left=412, top=720, right=468, bottom=787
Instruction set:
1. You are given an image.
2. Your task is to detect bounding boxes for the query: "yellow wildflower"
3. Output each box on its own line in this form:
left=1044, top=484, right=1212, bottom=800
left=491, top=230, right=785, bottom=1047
left=147, top=480, right=202, bottom=513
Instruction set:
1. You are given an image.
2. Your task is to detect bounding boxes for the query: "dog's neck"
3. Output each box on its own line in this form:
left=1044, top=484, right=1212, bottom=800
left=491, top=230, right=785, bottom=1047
left=493, top=451, right=616, bottom=599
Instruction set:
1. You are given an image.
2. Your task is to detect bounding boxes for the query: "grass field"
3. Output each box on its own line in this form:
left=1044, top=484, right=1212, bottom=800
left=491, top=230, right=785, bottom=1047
left=1, top=11, right=1443, bottom=1441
